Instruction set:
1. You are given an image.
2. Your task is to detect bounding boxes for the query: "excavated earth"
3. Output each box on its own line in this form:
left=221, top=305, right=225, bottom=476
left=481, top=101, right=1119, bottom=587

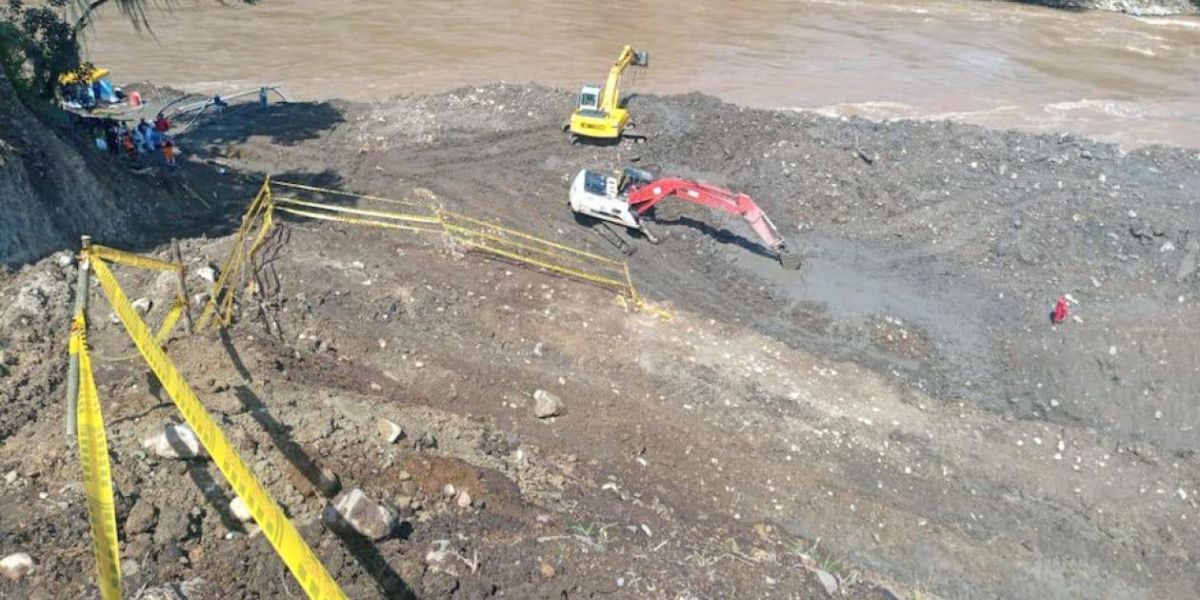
left=2, top=84, right=1199, bottom=600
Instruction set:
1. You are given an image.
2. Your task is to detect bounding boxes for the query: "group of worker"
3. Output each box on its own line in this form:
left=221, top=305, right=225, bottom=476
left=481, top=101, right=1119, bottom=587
left=97, top=113, right=179, bottom=167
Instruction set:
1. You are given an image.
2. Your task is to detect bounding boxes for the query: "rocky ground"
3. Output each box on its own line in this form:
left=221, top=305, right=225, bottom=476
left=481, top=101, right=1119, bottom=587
left=1, top=84, right=1198, bottom=599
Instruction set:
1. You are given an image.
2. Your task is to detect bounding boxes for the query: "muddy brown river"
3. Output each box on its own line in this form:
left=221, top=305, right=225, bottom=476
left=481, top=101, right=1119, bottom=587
left=86, top=0, right=1200, bottom=148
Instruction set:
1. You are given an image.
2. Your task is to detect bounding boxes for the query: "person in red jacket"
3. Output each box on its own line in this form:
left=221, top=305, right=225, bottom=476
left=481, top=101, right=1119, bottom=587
left=1051, top=295, right=1069, bottom=325
left=154, top=112, right=171, bottom=133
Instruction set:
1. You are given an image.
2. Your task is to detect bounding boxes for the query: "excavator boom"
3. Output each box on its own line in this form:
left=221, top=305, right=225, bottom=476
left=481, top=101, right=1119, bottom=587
left=600, top=45, right=643, bottom=112
left=625, top=178, right=788, bottom=254
left=567, top=167, right=802, bottom=269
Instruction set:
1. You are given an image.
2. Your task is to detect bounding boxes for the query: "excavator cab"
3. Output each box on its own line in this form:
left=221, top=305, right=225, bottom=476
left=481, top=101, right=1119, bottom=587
left=577, top=86, right=602, bottom=114
left=618, top=166, right=654, bottom=193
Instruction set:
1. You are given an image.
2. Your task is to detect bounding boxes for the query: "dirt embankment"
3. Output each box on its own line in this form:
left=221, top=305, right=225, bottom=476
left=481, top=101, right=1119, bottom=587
left=1, top=84, right=1198, bottom=600
left=0, top=74, right=245, bottom=267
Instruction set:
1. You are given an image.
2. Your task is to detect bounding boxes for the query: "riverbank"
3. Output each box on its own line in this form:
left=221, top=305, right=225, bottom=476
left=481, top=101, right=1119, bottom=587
left=1010, top=0, right=1198, bottom=15
left=1, top=83, right=1196, bottom=599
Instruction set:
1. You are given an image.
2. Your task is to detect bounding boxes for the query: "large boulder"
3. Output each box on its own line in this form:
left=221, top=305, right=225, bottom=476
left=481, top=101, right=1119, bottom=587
left=322, top=488, right=396, bottom=540
left=532, top=389, right=564, bottom=418
left=142, top=424, right=207, bottom=459
left=0, top=552, right=33, bottom=581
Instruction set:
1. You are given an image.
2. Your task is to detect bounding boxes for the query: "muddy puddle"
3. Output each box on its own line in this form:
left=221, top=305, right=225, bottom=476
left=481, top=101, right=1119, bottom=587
left=720, top=232, right=1010, bottom=403
left=85, top=0, right=1200, bottom=149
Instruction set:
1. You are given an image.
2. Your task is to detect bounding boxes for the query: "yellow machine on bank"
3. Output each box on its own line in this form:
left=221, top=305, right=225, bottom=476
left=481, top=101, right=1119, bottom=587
left=568, top=44, right=649, bottom=141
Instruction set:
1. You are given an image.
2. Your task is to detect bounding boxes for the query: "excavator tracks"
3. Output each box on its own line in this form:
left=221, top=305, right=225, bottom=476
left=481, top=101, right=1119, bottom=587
left=593, top=220, right=637, bottom=256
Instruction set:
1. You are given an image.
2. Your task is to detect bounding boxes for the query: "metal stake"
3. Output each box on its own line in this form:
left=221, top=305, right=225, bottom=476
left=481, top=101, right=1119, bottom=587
left=65, top=235, right=92, bottom=439
left=171, top=239, right=194, bottom=334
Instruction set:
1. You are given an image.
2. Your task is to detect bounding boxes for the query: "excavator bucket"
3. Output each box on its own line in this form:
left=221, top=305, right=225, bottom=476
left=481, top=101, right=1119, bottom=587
left=633, top=51, right=650, bottom=67
left=779, top=248, right=803, bottom=270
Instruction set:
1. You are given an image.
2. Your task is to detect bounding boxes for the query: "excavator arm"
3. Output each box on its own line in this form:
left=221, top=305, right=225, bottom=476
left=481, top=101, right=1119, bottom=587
left=600, top=45, right=649, bottom=113
left=625, top=177, right=800, bottom=268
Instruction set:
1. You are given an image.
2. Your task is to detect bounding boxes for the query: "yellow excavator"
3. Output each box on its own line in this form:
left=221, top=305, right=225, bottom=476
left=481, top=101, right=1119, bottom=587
left=568, top=45, right=649, bottom=142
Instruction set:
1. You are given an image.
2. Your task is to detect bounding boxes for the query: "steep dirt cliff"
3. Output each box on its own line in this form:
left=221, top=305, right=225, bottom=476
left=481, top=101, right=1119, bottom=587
left=0, top=74, right=225, bottom=267
left=1, top=74, right=124, bottom=264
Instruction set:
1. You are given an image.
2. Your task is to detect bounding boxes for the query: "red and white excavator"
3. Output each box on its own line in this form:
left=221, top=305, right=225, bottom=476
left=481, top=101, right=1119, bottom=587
left=569, top=167, right=802, bottom=269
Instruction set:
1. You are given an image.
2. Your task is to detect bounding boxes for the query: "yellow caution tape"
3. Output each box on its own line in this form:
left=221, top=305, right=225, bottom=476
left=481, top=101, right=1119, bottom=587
left=198, top=179, right=273, bottom=330
left=94, top=295, right=188, bottom=362
left=207, top=176, right=668, bottom=327
left=91, top=245, right=182, bottom=272
left=274, top=197, right=442, bottom=226
left=456, top=238, right=629, bottom=290
left=618, top=295, right=674, bottom=321
left=217, top=206, right=277, bottom=327
left=273, top=180, right=432, bottom=209
left=89, top=254, right=347, bottom=600
left=156, top=297, right=186, bottom=342
left=440, top=209, right=625, bottom=266
left=442, top=222, right=624, bottom=275
left=275, top=205, right=443, bottom=235
left=71, top=313, right=122, bottom=600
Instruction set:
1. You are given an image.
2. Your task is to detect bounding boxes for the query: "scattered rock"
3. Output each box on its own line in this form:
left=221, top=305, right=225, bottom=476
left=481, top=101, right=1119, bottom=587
left=206, top=390, right=246, bottom=415
left=121, top=558, right=140, bottom=578
left=316, top=467, right=341, bottom=498
left=195, top=266, right=218, bottom=284
left=125, top=498, right=159, bottom=535
left=442, top=484, right=457, bottom=498
left=229, top=497, right=254, bottom=523
left=532, top=389, right=564, bottom=418
left=455, top=490, right=472, bottom=508
left=416, top=431, right=438, bottom=450
left=0, top=552, right=34, bottom=581
left=142, top=424, right=207, bottom=459
left=813, top=568, right=838, bottom=596
left=134, top=577, right=205, bottom=600
left=1129, top=220, right=1153, bottom=243
left=3, top=470, right=16, bottom=485
left=539, top=560, right=556, bottom=579
left=376, top=418, right=404, bottom=444
left=200, top=378, right=229, bottom=394
left=153, top=506, right=192, bottom=545
left=131, top=297, right=153, bottom=315
left=322, top=488, right=396, bottom=540
left=875, top=585, right=904, bottom=600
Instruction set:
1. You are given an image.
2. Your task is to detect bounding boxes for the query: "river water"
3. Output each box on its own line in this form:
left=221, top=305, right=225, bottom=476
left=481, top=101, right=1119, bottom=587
left=86, top=0, right=1200, bottom=148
